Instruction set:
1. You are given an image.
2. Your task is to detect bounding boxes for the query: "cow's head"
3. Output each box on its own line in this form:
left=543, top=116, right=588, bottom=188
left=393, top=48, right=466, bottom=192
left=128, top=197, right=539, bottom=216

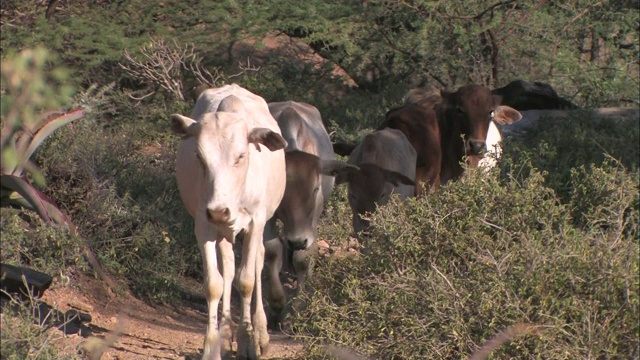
left=442, top=85, right=521, bottom=158
left=336, top=163, right=415, bottom=235
left=277, top=151, right=357, bottom=250
left=171, top=112, right=287, bottom=229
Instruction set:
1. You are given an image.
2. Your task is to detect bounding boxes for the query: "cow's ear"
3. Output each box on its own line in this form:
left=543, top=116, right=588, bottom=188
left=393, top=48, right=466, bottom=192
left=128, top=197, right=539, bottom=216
left=493, top=105, right=522, bottom=125
left=248, top=128, right=288, bottom=152
left=492, top=94, right=504, bottom=106
left=170, top=114, right=199, bottom=137
left=320, top=160, right=359, bottom=178
left=334, top=168, right=358, bottom=185
left=384, top=170, right=415, bottom=186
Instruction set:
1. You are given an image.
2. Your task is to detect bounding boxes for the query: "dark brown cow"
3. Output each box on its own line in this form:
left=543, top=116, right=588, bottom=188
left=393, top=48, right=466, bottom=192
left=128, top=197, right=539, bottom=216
left=381, top=84, right=522, bottom=195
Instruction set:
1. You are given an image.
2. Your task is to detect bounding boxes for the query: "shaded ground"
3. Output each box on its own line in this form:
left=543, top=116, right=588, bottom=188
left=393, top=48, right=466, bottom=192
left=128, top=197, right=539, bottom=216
left=28, top=272, right=304, bottom=360
left=23, top=238, right=354, bottom=358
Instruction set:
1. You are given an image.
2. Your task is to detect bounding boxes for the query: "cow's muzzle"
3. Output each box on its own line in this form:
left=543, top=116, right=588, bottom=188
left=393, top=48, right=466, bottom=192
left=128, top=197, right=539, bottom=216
left=466, top=139, right=486, bottom=156
left=207, top=207, right=231, bottom=225
left=287, top=238, right=309, bottom=251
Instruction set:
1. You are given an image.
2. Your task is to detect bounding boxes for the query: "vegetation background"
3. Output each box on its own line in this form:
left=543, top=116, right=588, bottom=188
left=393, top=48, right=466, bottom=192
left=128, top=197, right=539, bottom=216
left=1, top=1, right=638, bottom=359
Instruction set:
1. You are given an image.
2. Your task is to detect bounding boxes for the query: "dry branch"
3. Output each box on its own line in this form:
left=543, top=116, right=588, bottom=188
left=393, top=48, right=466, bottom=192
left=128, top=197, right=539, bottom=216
left=119, top=38, right=259, bottom=101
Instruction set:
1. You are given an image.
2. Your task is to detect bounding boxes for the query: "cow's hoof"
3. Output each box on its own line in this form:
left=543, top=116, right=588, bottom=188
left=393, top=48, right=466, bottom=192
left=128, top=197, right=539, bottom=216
left=236, top=325, right=258, bottom=360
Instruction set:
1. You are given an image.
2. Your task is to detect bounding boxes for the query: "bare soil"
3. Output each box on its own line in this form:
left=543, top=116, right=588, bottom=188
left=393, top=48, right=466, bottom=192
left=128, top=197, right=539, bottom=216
left=29, top=239, right=352, bottom=359
left=36, top=272, right=305, bottom=360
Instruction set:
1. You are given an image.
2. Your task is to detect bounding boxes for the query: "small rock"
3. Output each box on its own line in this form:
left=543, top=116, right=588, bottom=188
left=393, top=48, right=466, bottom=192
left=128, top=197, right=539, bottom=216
left=68, top=300, right=94, bottom=313
left=109, top=316, right=118, bottom=324
left=317, top=240, right=330, bottom=249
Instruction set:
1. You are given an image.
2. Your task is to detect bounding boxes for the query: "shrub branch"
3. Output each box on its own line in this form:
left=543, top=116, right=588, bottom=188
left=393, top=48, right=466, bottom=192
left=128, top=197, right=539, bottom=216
left=119, top=38, right=259, bottom=101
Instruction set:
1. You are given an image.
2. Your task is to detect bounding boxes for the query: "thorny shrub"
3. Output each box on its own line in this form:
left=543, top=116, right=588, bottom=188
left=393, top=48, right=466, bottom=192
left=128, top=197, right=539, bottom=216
left=294, top=159, right=638, bottom=358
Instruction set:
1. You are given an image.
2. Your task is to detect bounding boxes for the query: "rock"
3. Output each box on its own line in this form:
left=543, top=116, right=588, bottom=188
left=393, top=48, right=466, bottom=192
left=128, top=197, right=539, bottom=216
left=68, top=299, right=94, bottom=313
left=0, top=263, right=53, bottom=298
left=317, top=240, right=330, bottom=249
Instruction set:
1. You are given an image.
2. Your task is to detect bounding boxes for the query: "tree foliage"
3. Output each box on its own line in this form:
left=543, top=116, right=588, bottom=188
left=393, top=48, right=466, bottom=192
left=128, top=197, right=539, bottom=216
left=264, top=0, right=638, bottom=105
left=2, top=1, right=637, bottom=107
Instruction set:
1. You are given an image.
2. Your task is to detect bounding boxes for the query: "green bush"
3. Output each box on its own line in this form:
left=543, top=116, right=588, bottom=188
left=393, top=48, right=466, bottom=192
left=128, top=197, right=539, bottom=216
left=500, top=112, right=640, bottom=202
left=1, top=293, right=78, bottom=360
left=35, top=107, right=200, bottom=303
left=0, top=208, right=85, bottom=276
left=294, top=161, right=639, bottom=359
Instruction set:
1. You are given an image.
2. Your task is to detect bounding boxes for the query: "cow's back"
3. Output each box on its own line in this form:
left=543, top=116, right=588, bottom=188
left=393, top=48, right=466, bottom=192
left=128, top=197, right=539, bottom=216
left=269, top=101, right=336, bottom=201
left=269, top=101, right=333, bottom=158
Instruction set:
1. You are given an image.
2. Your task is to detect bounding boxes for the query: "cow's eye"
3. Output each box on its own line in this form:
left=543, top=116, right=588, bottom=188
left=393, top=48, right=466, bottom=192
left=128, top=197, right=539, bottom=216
left=489, top=110, right=495, bottom=119
left=234, top=153, right=246, bottom=166
left=456, top=105, right=464, bottom=114
left=313, top=186, right=320, bottom=195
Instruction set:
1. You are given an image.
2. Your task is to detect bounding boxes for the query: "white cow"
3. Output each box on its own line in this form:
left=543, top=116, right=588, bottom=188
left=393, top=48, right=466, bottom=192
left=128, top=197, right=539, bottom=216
left=171, top=84, right=287, bottom=360
left=265, top=101, right=355, bottom=325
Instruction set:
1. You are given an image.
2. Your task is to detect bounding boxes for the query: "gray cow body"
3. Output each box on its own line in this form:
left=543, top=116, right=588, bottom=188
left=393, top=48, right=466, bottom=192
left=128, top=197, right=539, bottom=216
left=337, top=128, right=417, bottom=234
left=265, top=101, right=354, bottom=325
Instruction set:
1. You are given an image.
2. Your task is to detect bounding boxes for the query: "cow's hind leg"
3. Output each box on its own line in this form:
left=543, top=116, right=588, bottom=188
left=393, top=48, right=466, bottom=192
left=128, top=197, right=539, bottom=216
left=264, top=237, right=286, bottom=328
left=263, top=218, right=286, bottom=328
left=253, top=237, right=270, bottom=355
left=218, top=239, right=235, bottom=352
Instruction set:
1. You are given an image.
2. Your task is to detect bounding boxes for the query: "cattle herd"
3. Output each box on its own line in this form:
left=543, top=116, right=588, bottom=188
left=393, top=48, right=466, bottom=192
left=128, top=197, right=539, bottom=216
left=169, top=83, right=636, bottom=360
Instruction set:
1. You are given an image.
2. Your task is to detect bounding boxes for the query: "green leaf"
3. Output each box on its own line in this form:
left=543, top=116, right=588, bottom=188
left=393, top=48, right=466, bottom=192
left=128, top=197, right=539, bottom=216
left=12, top=108, right=85, bottom=177
left=1, top=174, right=52, bottom=224
left=0, top=174, right=77, bottom=235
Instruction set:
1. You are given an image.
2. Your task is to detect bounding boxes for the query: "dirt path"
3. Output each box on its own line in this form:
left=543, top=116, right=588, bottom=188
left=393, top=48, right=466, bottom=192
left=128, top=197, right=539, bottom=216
left=39, top=274, right=304, bottom=359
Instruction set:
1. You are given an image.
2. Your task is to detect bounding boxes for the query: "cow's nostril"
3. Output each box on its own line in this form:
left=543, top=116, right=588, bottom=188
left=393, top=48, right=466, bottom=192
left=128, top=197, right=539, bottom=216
left=468, top=140, right=485, bottom=155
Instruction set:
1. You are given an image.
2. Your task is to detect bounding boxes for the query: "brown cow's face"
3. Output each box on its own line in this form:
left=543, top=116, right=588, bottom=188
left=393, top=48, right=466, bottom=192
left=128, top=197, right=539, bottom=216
left=449, top=85, right=496, bottom=157
left=445, top=85, right=522, bottom=160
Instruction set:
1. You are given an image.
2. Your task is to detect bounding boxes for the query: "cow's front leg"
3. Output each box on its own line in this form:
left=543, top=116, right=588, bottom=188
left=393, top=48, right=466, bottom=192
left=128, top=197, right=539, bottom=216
left=218, top=238, right=235, bottom=352
left=235, top=223, right=261, bottom=360
left=196, top=223, right=223, bottom=360
left=291, top=239, right=319, bottom=292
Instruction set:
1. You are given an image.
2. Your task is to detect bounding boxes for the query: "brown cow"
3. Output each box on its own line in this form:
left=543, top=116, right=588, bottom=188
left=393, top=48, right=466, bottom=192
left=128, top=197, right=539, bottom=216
left=382, top=84, right=522, bottom=194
